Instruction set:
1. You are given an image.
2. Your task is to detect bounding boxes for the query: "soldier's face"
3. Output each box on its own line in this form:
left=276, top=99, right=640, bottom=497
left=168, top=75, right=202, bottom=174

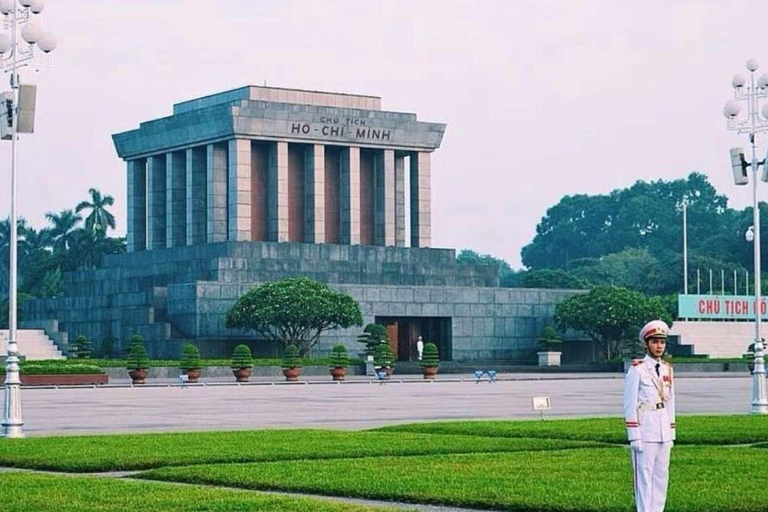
left=645, top=337, right=666, bottom=358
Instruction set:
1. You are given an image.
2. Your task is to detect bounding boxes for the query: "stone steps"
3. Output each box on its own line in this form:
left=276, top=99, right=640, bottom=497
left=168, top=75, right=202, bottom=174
left=0, top=330, right=66, bottom=360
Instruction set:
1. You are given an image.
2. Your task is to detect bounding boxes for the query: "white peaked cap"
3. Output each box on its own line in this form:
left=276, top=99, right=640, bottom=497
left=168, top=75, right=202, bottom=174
left=638, top=320, right=670, bottom=342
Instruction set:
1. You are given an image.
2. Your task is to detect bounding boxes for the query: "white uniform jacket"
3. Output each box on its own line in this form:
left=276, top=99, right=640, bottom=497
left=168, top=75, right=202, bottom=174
left=623, top=355, right=676, bottom=443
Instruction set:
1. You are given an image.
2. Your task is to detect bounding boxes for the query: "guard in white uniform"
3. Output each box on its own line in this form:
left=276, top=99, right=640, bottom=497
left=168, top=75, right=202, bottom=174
left=624, top=320, right=676, bottom=512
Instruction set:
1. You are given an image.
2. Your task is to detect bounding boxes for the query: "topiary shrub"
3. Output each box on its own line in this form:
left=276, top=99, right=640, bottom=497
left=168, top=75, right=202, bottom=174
left=231, top=344, right=254, bottom=369
left=374, top=342, right=395, bottom=370
left=282, top=344, right=302, bottom=369
left=180, top=343, right=202, bottom=371
left=420, top=342, right=439, bottom=368
left=125, top=334, right=150, bottom=371
left=329, top=344, right=349, bottom=369
left=357, top=323, right=388, bottom=358
left=536, top=326, right=562, bottom=352
left=73, top=335, right=93, bottom=359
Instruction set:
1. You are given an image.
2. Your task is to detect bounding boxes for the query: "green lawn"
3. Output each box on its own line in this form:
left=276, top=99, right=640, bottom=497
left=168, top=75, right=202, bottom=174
left=377, top=414, right=768, bottom=445
left=1, top=415, right=765, bottom=511
left=0, top=472, right=389, bottom=512
left=0, top=429, right=604, bottom=472
left=139, top=446, right=768, bottom=512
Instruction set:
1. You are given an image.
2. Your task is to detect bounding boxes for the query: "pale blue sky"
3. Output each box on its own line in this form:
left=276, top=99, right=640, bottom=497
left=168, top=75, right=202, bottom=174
left=0, top=0, right=766, bottom=267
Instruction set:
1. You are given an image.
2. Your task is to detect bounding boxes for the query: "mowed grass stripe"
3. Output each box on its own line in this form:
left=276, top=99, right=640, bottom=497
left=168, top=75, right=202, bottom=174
left=0, top=472, right=391, bottom=512
left=377, top=415, right=768, bottom=445
left=0, top=429, right=604, bottom=472
left=138, top=446, right=768, bottom=512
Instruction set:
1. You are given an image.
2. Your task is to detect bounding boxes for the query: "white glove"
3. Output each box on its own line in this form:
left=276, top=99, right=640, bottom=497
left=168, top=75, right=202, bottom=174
left=630, top=440, right=644, bottom=453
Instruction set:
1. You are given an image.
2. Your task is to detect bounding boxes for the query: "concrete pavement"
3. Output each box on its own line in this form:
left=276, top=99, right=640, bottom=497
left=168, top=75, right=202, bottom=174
left=11, top=373, right=754, bottom=436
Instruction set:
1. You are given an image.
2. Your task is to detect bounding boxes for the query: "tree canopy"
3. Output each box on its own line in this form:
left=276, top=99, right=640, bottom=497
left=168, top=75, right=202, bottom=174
left=225, top=277, right=363, bottom=356
left=555, top=286, right=673, bottom=361
left=0, top=188, right=124, bottom=302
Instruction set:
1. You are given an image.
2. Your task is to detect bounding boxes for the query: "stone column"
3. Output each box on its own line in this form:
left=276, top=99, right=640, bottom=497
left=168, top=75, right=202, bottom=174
left=374, top=149, right=395, bottom=246
left=146, top=154, right=167, bottom=250
left=186, top=147, right=207, bottom=246
left=268, top=141, right=289, bottom=242
left=305, top=144, right=325, bottom=243
left=126, top=159, right=147, bottom=253
left=165, top=151, right=186, bottom=248
left=207, top=143, right=228, bottom=243
left=410, top=151, right=432, bottom=248
left=340, top=146, right=361, bottom=245
left=228, top=139, right=252, bottom=241
left=394, top=153, right=407, bottom=247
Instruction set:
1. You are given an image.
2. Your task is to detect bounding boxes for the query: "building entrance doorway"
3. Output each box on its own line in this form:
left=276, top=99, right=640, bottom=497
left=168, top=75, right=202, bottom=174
left=375, top=317, right=452, bottom=362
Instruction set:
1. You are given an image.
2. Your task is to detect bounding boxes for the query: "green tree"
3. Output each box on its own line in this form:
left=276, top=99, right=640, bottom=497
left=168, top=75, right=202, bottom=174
left=517, top=269, right=589, bottom=289
left=555, top=286, right=672, bottom=361
left=45, top=209, right=82, bottom=254
left=76, top=188, right=116, bottom=235
left=456, top=249, right=516, bottom=285
left=225, top=277, right=363, bottom=356
left=126, top=334, right=150, bottom=371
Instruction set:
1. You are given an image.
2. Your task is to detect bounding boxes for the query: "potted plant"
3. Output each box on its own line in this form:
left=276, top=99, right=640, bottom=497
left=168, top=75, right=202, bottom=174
left=329, top=344, right=349, bottom=381
left=357, top=323, right=389, bottom=358
left=420, top=342, right=440, bottom=379
left=231, top=344, right=254, bottom=382
left=126, top=334, right=150, bottom=384
left=374, top=342, right=396, bottom=376
left=536, top=326, right=563, bottom=367
left=282, top=344, right=303, bottom=381
left=180, top=343, right=202, bottom=383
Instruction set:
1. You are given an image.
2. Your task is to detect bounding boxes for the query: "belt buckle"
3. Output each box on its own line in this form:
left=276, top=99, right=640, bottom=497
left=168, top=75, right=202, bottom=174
left=655, top=403, right=665, bottom=410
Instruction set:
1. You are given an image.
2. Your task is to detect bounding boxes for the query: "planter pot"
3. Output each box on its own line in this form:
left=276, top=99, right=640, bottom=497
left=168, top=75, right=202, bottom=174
left=184, top=368, right=201, bottom=383
left=233, top=367, right=252, bottom=382
left=422, top=366, right=439, bottom=380
left=330, top=367, right=347, bottom=381
left=283, top=367, right=302, bottom=382
left=21, top=374, right=108, bottom=386
left=537, top=351, right=562, bottom=367
left=128, top=368, right=148, bottom=385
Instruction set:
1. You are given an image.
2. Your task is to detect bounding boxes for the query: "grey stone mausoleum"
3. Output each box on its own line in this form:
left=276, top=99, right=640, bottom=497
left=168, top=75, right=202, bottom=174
left=24, top=86, right=577, bottom=360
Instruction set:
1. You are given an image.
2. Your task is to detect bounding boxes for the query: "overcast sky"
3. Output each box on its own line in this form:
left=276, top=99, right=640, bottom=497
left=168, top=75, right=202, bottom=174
left=0, top=0, right=766, bottom=267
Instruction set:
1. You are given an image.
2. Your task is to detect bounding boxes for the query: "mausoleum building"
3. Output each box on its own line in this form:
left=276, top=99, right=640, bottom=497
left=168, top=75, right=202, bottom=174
left=23, top=86, right=578, bottom=361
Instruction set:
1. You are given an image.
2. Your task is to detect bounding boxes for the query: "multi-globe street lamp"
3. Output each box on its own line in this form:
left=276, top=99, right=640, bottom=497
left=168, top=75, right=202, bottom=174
left=723, top=58, right=768, bottom=415
left=1, top=0, right=56, bottom=439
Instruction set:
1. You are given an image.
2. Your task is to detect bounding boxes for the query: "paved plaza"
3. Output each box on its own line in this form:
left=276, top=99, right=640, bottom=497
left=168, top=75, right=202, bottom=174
left=15, top=373, right=754, bottom=436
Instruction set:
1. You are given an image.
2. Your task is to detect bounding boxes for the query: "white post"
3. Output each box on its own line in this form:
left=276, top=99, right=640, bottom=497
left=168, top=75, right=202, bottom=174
left=683, top=201, right=688, bottom=294
left=749, top=132, right=768, bottom=414
left=2, top=8, right=22, bottom=438
left=721, top=269, right=725, bottom=296
left=734, top=269, right=738, bottom=295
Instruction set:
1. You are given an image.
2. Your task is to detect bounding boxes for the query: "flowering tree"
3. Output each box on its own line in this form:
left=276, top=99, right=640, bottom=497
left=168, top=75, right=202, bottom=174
left=225, top=277, right=363, bottom=356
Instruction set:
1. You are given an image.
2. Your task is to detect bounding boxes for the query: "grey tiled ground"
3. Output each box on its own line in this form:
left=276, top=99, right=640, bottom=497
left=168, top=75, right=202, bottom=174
left=13, top=374, right=753, bottom=436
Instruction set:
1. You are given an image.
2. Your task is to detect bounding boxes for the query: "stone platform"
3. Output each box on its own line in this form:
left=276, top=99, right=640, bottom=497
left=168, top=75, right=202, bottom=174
left=22, top=241, right=579, bottom=361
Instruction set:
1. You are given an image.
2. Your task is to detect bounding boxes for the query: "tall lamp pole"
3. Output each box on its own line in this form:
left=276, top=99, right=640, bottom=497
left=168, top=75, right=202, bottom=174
left=723, top=58, right=768, bottom=415
left=1, top=0, right=56, bottom=438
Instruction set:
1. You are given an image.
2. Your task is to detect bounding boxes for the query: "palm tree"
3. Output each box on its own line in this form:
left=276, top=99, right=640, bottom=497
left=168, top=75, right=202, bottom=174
left=76, top=188, right=116, bottom=236
left=45, top=209, right=82, bottom=254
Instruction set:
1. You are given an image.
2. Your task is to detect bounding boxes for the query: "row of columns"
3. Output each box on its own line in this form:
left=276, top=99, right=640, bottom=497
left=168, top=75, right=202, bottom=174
left=126, top=139, right=432, bottom=253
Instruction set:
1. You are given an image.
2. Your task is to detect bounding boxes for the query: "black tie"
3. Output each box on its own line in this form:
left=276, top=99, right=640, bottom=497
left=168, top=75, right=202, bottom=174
left=655, top=363, right=660, bottom=377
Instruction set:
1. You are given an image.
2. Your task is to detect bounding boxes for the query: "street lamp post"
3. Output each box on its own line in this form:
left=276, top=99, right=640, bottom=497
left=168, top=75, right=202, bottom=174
left=1, top=0, right=56, bottom=438
left=723, top=58, right=768, bottom=415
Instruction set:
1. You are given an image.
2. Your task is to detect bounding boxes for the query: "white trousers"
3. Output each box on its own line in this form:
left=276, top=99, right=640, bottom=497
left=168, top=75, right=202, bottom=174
left=631, top=441, right=672, bottom=512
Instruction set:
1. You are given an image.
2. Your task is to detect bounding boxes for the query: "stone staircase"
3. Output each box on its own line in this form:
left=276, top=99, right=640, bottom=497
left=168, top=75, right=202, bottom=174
left=0, top=330, right=66, bottom=360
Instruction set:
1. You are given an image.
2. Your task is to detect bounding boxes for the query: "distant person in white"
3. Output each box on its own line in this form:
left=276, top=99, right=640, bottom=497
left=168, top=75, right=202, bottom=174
left=416, top=336, right=424, bottom=361
left=624, top=320, right=676, bottom=512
